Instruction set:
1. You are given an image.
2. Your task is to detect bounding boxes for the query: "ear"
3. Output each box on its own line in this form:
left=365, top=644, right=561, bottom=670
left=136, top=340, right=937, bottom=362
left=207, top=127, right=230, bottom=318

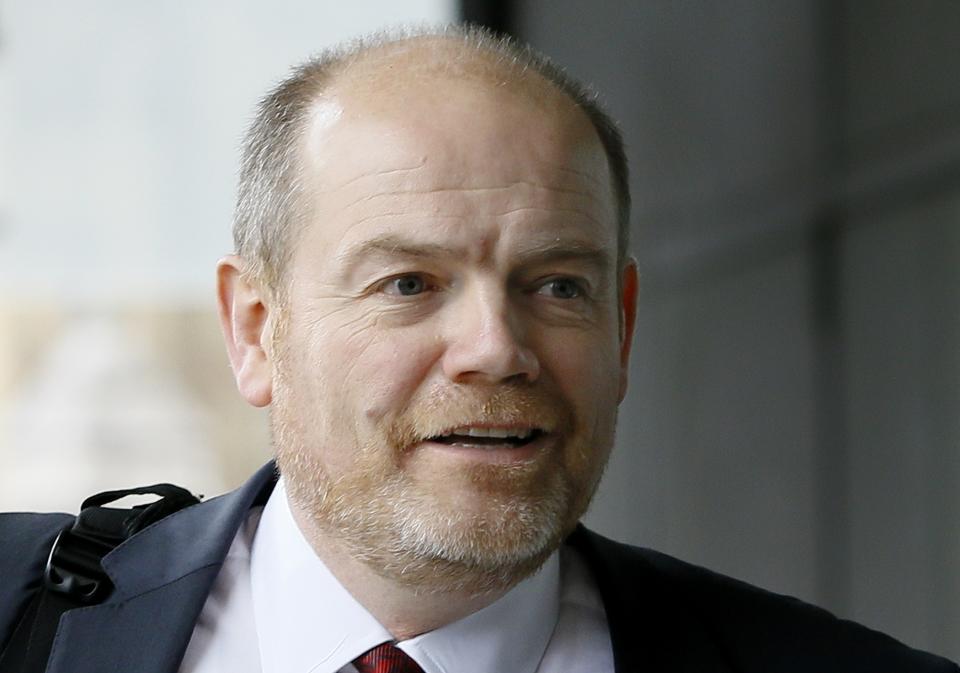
left=617, top=258, right=639, bottom=402
left=216, top=255, right=274, bottom=407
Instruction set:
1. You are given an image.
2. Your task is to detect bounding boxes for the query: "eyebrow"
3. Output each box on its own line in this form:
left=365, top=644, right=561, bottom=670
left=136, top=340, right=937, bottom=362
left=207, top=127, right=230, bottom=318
left=516, top=241, right=612, bottom=272
left=336, top=236, right=461, bottom=271
left=337, top=234, right=612, bottom=272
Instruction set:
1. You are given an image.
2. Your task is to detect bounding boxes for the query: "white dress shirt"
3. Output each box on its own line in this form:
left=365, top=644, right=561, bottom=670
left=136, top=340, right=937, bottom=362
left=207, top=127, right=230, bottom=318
left=180, top=479, right=613, bottom=673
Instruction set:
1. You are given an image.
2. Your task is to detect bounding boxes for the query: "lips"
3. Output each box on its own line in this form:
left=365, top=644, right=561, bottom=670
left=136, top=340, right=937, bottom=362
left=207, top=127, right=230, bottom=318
left=426, top=426, right=544, bottom=448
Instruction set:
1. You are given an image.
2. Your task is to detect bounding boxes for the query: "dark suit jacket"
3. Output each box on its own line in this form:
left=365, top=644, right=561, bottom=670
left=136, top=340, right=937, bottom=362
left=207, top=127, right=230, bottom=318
left=2, top=462, right=957, bottom=673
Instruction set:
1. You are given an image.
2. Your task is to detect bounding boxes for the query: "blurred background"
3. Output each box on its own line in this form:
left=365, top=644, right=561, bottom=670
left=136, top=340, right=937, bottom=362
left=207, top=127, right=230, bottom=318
left=1, top=0, right=957, bottom=661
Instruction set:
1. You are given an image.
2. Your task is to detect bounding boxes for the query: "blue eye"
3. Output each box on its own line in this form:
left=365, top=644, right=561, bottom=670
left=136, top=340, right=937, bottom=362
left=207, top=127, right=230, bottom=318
left=387, top=275, right=427, bottom=296
left=538, top=278, right=583, bottom=299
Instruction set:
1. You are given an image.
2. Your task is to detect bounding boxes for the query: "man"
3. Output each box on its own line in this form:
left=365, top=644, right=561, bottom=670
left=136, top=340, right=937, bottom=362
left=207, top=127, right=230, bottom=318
left=1, top=25, right=957, bottom=673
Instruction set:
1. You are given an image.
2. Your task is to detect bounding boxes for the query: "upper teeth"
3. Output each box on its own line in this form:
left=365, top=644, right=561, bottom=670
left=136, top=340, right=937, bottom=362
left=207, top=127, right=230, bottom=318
left=451, top=427, right=534, bottom=439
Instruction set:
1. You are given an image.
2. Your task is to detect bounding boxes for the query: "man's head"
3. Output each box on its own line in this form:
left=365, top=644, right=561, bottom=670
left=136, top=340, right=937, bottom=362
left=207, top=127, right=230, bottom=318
left=218, top=25, right=639, bottom=595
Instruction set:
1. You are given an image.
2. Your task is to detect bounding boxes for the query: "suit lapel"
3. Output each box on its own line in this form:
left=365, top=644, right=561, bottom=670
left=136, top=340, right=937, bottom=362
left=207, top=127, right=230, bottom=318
left=44, top=463, right=278, bottom=673
left=44, top=567, right=220, bottom=673
left=568, top=526, right=736, bottom=673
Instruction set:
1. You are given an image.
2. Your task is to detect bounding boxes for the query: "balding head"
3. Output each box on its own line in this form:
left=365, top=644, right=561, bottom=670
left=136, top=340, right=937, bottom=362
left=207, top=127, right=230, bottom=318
left=232, top=25, right=630, bottom=301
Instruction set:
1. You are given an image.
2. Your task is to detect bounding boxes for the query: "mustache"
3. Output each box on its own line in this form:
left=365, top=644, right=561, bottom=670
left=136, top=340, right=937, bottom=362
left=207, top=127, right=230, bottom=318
left=387, top=383, right=572, bottom=450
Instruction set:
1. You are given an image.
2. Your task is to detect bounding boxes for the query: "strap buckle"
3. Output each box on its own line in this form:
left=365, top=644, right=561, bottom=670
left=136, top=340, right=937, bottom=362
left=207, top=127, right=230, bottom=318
left=41, top=483, right=200, bottom=605
left=43, top=528, right=114, bottom=604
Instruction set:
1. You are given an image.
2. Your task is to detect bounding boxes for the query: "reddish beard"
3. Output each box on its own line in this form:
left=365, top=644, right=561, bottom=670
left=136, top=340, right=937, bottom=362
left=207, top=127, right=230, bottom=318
left=272, top=376, right=603, bottom=594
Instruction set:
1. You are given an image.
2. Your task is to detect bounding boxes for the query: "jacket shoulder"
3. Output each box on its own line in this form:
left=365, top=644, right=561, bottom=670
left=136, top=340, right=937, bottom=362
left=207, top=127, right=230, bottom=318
left=570, top=527, right=958, bottom=672
left=0, top=512, right=74, bottom=649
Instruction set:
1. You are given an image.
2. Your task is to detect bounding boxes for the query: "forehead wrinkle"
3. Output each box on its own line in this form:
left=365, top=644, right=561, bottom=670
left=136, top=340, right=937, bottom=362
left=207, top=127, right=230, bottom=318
left=328, top=205, right=609, bottom=238
left=312, top=159, right=429, bottom=194
left=334, top=211, right=464, bottom=233
left=333, top=181, right=607, bottom=215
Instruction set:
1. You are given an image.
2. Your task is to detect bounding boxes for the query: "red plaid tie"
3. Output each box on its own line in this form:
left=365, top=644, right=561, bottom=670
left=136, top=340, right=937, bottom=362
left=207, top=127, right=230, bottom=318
left=353, top=643, right=425, bottom=673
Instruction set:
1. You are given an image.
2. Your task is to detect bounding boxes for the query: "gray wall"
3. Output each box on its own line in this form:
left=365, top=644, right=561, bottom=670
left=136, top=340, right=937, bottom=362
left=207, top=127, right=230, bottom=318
left=510, top=0, right=960, bottom=660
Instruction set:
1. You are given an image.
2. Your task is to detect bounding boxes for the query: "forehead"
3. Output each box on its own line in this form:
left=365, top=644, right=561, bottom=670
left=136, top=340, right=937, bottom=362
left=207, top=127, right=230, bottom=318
left=295, top=55, right=616, bottom=257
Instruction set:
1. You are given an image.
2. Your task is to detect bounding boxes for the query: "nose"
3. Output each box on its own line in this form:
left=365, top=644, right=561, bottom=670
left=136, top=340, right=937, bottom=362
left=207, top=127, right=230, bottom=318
left=441, top=286, right=540, bottom=384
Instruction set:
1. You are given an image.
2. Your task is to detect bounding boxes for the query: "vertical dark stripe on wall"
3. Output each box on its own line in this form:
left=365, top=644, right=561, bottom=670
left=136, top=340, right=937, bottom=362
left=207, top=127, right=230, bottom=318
left=811, top=0, right=850, bottom=615
left=809, top=212, right=850, bottom=615
left=459, top=0, right=514, bottom=36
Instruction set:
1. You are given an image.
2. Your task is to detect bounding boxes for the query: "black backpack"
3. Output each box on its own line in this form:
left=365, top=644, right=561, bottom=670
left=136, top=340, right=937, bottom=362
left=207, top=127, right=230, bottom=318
left=0, top=484, right=200, bottom=673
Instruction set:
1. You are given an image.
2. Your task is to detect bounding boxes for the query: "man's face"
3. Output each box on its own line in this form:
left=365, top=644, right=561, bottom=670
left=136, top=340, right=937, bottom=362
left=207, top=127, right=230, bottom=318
left=270, top=74, right=636, bottom=590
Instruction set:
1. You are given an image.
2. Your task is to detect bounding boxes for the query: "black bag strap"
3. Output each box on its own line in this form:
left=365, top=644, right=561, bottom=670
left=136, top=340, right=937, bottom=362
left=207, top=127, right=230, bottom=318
left=0, top=484, right=200, bottom=673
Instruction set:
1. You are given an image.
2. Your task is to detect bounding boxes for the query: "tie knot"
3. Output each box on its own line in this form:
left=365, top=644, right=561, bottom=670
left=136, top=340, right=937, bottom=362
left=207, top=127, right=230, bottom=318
left=353, top=643, right=424, bottom=673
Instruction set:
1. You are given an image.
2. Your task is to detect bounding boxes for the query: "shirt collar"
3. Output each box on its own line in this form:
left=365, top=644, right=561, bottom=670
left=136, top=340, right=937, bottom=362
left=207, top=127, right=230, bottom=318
left=398, top=553, right=559, bottom=673
left=250, top=478, right=560, bottom=673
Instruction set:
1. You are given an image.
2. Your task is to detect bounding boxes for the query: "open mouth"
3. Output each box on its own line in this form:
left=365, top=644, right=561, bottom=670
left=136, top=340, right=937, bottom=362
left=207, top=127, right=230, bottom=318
left=426, top=426, right=545, bottom=448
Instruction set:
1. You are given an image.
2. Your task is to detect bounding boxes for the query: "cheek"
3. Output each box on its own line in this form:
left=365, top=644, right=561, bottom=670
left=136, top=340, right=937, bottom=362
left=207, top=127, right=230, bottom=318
left=327, top=322, right=444, bottom=424
left=543, top=334, right=620, bottom=480
left=538, top=327, right=621, bottom=405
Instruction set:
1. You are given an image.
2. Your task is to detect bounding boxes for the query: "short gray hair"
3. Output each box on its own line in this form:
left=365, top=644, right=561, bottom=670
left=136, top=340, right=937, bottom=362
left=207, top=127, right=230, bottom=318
left=233, top=24, right=631, bottom=300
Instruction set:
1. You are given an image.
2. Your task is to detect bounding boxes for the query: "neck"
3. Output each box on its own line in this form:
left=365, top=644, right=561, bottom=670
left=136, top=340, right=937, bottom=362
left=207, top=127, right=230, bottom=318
left=288, top=502, right=514, bottom=640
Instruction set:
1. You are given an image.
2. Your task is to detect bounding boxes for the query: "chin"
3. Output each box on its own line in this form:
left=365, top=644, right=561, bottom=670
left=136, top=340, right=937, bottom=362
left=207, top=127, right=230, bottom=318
left=382, top=489, right=576, bottom=595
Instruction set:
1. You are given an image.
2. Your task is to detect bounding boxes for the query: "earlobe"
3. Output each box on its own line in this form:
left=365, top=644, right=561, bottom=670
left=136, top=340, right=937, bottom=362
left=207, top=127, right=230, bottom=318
left=216, top=256, right=274, bottom=407
left=617, top=259, right=639, bottom=402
